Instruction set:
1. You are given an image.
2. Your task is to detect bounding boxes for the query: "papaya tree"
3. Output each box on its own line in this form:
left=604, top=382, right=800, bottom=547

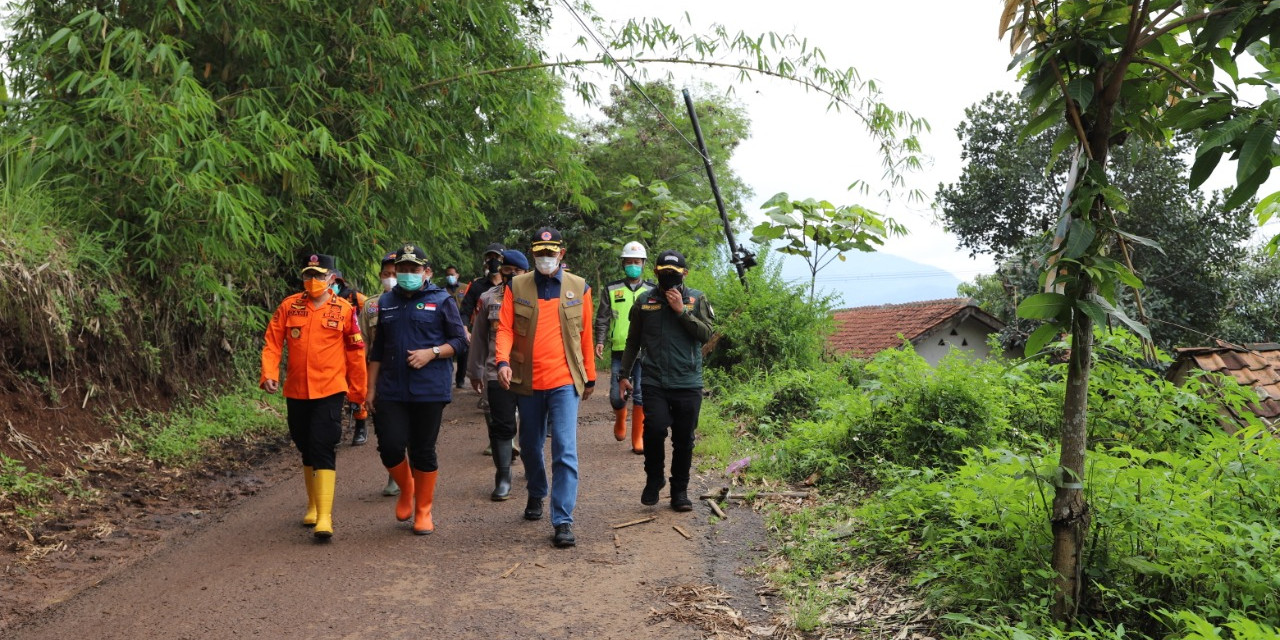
left=1000, top=0, right=1280, bottom=622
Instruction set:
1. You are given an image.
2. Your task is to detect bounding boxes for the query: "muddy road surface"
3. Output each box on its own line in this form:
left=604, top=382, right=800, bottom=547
left=7, top=387, right=774, bottom=639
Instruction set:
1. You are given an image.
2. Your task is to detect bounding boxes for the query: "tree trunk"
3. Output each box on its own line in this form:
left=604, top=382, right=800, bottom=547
left=1050, top=277, right=1094, bottom=621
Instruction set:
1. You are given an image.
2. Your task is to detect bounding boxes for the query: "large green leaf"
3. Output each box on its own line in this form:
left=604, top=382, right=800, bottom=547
left=1237, top=121, right=1277, bottom=185
left=1226, top=162, right=1273, bottom=210
left=1074, top=298, right=1107, bottom=327
left=1062, top=217, right=1096, bottom=260
left=1024, top=323, right=1061, bottom=358
left=1065, top=77, right=1095, bottom=110
left=1189, top=146, right=1224, bottom=190
left=1017, top=292, right=1071, bottom=320
left=1199, top=115, right=1255, bottom=156
left=1091, top=294, right=1151, bottom=340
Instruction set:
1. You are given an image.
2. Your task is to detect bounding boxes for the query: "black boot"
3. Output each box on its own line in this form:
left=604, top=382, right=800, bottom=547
left=490, top=438, right=513, bottom=501
left=524, top=496, right=544, bottom=520
left=351, top=420, right=368, bottom=446
left=641, top=477, right=665, bottom=506
left=671, top=478, right=692, bottom=511
left=671, top=490, right=693, bottom=512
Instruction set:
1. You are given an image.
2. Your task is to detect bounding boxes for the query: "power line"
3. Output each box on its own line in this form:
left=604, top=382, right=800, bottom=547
left=556, top=0, right=709, bottom=163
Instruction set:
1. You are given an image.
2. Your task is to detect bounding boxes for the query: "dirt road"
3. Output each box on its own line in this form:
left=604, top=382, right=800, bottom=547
left=7, top=387, right=773, bottom=639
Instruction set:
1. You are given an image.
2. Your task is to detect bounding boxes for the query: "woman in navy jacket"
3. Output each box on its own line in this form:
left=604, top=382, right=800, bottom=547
left=366, top=244, right=468, bottom=535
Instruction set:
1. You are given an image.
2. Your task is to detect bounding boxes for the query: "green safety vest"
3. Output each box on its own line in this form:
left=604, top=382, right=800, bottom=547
left=606, top=281, right=652, bottom=352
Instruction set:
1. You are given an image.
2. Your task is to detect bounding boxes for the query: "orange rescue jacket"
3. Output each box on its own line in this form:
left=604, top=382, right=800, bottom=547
left=261, top=292, right=368, bottom=403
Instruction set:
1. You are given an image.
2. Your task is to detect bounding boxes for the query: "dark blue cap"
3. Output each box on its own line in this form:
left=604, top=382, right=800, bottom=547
left=501, top=249, right=529, bottom=271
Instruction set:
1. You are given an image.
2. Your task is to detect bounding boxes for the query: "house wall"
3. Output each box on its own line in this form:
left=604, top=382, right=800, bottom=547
left=913, top=318, right=997, bottom=366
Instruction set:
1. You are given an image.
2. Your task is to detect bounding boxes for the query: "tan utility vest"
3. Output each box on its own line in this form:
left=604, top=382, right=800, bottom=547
left=507, top=271, right=589, bottom=396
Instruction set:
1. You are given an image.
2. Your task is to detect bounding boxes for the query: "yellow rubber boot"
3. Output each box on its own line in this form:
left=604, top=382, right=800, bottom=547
left=387, top=459, right=415, bottom=522
left=301, top=466, right=318, bottom=527
left=631, top=405, right=645, bottom=455
left=612, top=408, right=627, bottom=441
left=411, top=469, right=438, bottom=535
left=313, top=469, right=336, bottom=539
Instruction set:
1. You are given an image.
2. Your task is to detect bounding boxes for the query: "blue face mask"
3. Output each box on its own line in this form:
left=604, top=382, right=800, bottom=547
left=330, top=284, right=341, bottom=295
left=623, top=264, right=643, bottom=279
left=446, top=275, right=458, bottom=286
left=397, top=273, right=424, bottom=291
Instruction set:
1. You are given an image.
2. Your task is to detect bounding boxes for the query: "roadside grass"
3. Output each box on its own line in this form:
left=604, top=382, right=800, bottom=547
left=0, top=383, right=286, bottom=524
left=117, top=387, right=286, bottom=466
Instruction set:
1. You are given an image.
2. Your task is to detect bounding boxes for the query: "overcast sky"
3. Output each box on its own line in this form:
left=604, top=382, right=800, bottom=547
left=547, top=1, right=1280, bottom=296
left=547, top=0, right=1023, bottom=285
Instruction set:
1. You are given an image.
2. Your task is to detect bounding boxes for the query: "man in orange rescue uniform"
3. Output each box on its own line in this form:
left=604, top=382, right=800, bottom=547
left=261, top=253, right=368, bottom=540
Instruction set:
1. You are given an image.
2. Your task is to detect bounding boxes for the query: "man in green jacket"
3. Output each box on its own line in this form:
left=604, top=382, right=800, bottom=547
left=618, top=249, right=714, bottom=511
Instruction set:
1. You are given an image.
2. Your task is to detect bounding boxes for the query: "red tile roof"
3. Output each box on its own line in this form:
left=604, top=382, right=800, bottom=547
left=828, top=298, right=1003, bottom=358
left=1171, top=342, right=1280, bottom=426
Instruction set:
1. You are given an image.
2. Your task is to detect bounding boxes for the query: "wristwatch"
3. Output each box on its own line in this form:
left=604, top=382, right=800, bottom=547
left=431, top=346, right=441, bottom=356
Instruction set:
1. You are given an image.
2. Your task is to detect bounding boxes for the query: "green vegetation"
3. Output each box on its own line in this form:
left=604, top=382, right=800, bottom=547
left=117, top=387, right=286, bottom=467
left=699, top=330, right=1280, bottom=639
left=0, top=454, right=68, bottom=518
left=692, top=252, right=836, bottom=377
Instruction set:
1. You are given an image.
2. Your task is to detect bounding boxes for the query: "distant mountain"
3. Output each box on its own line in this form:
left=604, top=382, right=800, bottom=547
left=777, top=251, right=965, bottom=308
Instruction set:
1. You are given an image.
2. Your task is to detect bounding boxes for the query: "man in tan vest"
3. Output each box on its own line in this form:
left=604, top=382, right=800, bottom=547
left=495, top=227, right=597, bottom=548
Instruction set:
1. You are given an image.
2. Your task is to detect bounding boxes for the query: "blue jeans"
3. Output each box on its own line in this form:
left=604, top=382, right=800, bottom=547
left=608, top=352, right=643, bottom=410
left=517, top=384, right=581, bottom=525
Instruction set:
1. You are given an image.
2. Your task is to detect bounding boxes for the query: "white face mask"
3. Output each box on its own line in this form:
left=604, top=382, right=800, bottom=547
left=381, top=277, right=396, bottom=292
left=534, top=256, right=560, bottom=275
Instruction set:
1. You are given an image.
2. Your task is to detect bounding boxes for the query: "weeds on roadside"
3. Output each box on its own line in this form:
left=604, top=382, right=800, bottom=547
left=0, top=454, right=63, bottom=516
left=116, top=388, right=285, bottom=466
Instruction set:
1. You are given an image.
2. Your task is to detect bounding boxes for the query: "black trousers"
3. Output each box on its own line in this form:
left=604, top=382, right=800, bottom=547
left=453, top=349, right=468, bottom=386
left=641, top=387, right=703, bottom=492
left=286, top=392, right=346, bottom=470
left=485, top=379, right=519, bottom=441
left=374, top=400, right=446, bottom=472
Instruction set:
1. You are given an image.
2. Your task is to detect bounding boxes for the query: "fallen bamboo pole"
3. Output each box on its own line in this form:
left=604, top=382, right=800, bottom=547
left=611, top=516, right=657, bottom=529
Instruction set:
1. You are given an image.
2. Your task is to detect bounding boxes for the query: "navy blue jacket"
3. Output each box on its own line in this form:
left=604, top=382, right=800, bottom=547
left=371, top=284, right=468, bottom=402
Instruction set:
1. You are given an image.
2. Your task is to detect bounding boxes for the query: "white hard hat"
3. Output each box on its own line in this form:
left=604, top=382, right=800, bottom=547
left=620, top=241, right=647, bottom=260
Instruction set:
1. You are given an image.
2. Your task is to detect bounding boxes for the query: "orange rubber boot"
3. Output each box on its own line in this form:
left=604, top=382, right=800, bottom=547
left=631, top=405, right=645, bottom=454
left=613, top=408, right=627, bottom=441
left=313, top=469, right=336, bottom=539
left=301, top=466, right=318, bottom=526
left=387, top=459, right=415, bottom=522
left=411, top=469, right=438, bottom=535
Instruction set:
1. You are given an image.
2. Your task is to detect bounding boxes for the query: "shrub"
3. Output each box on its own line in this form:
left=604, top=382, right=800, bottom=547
left=1087, top=332, right=1228, bottom=454
left=691, top=251, right=834, bottom=377
left=851, top=426, right=1280, bottom=638
left=848, top=347, right=1011, bottom=469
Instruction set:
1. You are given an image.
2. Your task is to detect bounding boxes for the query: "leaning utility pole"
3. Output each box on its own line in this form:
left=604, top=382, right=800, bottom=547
left=682, top=88, right=755, bottom=286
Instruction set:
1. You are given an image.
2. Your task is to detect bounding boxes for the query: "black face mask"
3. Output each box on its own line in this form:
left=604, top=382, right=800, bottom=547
left=486, top=258, right=502, bottom=275
left=657, top=271, right=684, bottom=291
left=501, top=272, right=514, bottom=286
